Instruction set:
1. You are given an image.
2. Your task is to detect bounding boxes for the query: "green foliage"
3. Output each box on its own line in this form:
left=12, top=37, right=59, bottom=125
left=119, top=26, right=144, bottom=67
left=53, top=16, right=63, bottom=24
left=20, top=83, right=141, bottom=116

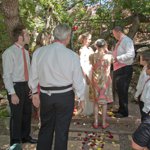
left=112, top=0, right=150, bottom=15
left=17, top=0, right=150, bottom=38
left=0, top=0, right=149, bottom=52
left=0, top=89, right=7, bottom=96
left=0, top=107, right=9, bottom=118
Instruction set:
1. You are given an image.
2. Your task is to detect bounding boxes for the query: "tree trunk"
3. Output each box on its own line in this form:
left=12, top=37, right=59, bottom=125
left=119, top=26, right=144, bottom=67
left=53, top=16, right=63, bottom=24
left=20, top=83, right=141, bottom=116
left=0, top=0, right=21, bottom=43
left=0, top=0, right=21, bottom=88
left=127, top=15, right=140, bottom=39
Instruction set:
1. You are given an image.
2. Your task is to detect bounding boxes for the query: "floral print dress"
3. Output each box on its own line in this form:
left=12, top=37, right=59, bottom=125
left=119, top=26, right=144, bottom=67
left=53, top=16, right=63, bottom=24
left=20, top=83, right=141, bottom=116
left=89, top=51, right=113, bottom=104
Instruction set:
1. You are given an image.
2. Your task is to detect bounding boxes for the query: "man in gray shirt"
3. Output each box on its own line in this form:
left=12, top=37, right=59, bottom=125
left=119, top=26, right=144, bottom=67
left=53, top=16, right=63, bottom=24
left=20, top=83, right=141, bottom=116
left=29, top=24, right=85, bottom=150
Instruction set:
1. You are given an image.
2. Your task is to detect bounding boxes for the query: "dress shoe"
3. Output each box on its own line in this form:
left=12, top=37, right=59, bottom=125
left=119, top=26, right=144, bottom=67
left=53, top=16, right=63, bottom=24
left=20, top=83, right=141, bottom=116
left=9, top=143, right=22, bottom=150
left=112, top=109, right=122, bottom=114
left=92, top=123, right=101, bottom=129
left=112, top=110, right=119, bottom=114
left=114, top=113, right=128, bottom=118
left=22, top=137, right=37, bottom=144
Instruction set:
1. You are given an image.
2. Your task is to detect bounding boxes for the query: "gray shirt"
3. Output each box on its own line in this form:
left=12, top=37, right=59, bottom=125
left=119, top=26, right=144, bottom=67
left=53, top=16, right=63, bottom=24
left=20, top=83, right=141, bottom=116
left=2, top=43, right=30, bottom=95
left=135, top=66, right=149, bottom=98
left=29, top=42, right=85, bottom=100
left=116, top=35, right=135, bottom=65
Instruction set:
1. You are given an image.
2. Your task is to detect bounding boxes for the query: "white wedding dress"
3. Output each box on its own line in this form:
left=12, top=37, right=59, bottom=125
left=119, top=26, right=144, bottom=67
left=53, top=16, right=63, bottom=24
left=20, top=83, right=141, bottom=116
left=79, top=46, right=94, bottom=116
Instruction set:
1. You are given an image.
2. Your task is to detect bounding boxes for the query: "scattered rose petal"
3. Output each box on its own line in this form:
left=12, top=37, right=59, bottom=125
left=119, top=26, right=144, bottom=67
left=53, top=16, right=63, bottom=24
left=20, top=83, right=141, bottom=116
left=78, top=133, right=81, bottom=136
left=101, top=143, right=104, bottom=148
left=84, top=137, right=88, bottom=141
left=106, top=131, right=114, bottom=139
left=108, top=134, right=113, bottom=139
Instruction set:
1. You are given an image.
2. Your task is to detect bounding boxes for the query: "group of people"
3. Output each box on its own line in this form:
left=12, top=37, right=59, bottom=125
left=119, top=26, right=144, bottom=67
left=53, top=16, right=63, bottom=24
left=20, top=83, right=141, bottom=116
left=78, top=28, right=150, bottom=150
left=2, top=23, right=150, bottom=150
left=78, top=26, right=135, bottom=128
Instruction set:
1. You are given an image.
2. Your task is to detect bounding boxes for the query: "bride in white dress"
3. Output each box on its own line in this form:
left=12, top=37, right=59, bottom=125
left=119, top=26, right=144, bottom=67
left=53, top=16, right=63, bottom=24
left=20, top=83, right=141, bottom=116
left=78, top=32, right=94, bottom=116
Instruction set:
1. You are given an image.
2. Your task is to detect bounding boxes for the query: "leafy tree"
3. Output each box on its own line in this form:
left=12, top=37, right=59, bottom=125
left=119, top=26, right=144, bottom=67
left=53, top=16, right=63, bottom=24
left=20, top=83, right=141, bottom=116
left=0, top=0, right=149, bottom=89
left=0, top=0, right=149, bottom=50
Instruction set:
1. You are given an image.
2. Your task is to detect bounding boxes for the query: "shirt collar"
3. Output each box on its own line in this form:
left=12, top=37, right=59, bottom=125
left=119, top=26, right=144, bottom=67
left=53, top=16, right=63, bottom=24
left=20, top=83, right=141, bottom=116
left=15, top=42, right=23, bottom=49
left=119, top=34, right=125, bottom=41
left=53, top=41, right=66, bottom=48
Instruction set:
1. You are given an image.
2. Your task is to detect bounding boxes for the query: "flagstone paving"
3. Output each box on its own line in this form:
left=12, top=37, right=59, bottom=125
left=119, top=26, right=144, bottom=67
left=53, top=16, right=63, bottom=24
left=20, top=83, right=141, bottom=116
left=0, top=131, right=127, bottom=150
left=0, top=117, right=139, bottom=150
left=0, top=99, right=140, bottom=150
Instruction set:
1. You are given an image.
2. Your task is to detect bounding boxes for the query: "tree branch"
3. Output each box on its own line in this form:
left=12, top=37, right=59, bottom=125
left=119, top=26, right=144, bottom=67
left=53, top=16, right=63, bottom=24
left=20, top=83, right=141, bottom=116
left=127, top=15, right=140, bottom=39
left=138, top=13, right=150, bottom=22
left=66, top=0, right=83, bottom=11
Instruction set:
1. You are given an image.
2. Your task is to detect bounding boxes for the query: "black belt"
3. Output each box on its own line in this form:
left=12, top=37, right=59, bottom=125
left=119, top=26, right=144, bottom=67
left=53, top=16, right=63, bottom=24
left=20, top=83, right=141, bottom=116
left=40, top=84, right=72, bottom=91
left=13, top=81, right=28, bottom=86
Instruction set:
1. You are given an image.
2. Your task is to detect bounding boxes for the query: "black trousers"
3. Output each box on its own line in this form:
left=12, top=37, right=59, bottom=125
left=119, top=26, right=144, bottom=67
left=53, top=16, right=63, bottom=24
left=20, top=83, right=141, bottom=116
left=37, top=90, right=75, bottom=150
left=7, top=82, right=32, bottom=145
left=113, top=65, right=133, bottom=116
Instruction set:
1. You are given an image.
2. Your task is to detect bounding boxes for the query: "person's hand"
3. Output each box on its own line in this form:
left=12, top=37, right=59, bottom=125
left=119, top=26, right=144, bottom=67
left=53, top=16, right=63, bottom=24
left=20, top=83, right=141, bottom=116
left=11, top=94, right=19, bottom=105
left=134, top=92, right=139, bottom=102
left=134, top=95, right=138, bottom=102
left=79, top=101, right=85, bottom=110
left=32, top=94, right=40, bottom=108
left=29, top=90, right=32, bottom=99
left=113, top=57, right=118, bottom=63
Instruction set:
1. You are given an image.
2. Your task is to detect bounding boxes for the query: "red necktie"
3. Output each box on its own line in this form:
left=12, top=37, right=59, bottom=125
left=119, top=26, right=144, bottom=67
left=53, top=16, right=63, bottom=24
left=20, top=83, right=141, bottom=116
left=22, top=48, right=29, bottom=81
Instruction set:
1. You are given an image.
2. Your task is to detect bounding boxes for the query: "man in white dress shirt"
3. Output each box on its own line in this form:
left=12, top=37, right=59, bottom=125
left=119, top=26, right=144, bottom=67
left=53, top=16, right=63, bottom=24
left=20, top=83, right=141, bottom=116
left=29, top=24, right=85, bottom=150
left=2, top=25, right=37, bottom=146
left=112, top=26, right=135, bottom=118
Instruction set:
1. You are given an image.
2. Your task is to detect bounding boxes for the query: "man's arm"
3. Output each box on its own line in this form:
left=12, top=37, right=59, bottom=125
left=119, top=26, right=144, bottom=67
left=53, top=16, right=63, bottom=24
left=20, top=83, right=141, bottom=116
left=28, top=51, right=40, bottom=107
left=2, top=50, right=19, bottom=104
left=2, top=51, right=15, bottom=95
left=28, top=51, right=39, bottom=93
left=72, top=55, right=85, bottom=109
left=117, top=38, right=135, bottom=62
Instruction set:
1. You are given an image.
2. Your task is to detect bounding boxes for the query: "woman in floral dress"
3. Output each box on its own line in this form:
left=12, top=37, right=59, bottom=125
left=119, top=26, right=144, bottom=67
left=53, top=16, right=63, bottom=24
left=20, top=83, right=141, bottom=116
left=89, top=39, right=113, bottom=128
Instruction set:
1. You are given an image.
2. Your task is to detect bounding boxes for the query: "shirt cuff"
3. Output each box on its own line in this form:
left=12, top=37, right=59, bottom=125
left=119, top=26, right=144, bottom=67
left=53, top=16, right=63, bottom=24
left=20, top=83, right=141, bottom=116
left=142, top=107, right=149, bottom=114
left=8, top=89, right=15, bottom=95
left=31, top=88, right=38, bottom=94
left=32, top=92, right=38, bottom=95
